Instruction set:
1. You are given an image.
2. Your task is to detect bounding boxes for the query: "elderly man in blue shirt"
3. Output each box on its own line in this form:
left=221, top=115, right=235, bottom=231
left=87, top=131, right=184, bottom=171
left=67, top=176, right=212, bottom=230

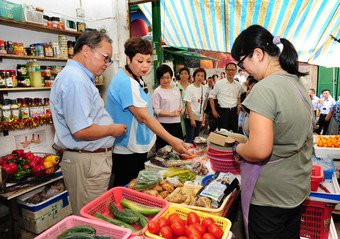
left=50, top=30, right=127, bottom=215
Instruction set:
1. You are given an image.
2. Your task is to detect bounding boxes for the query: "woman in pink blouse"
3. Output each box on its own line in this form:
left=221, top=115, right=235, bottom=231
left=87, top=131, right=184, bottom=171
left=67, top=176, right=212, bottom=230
left=152, top=64, right=184, bottom=150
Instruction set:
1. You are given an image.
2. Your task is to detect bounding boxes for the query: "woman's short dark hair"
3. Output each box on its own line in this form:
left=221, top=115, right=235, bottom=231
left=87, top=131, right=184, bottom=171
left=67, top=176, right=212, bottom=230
left=192, top=68, right=206, bottom=80
left=156, top=64, right=173, bottom=84
left=231, top=25, right=307, bottom=77
left=124, top=37, right=153, bottom=60
left=179, top=67, right=190, bottom=76
left=74, top=30, right=112, bottom=54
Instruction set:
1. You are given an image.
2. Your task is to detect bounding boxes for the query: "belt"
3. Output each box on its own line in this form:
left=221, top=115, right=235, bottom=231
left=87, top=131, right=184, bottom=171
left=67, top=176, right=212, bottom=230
left=65, top=147, right=113, bottom=153
left=220, top=106, right=237, bottom=110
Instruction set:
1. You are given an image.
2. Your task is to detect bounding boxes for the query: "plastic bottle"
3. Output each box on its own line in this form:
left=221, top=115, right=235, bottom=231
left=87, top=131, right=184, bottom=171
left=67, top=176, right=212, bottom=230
left=30, top=60, right=43, bottom=87
left=10, top=99, right=19, bottom=120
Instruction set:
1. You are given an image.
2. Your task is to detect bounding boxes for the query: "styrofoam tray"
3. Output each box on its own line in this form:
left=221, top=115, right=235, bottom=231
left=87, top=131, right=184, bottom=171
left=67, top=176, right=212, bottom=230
left=314, top=145, right=340, bottom=159
left=309, top=173, right=340, bottom=203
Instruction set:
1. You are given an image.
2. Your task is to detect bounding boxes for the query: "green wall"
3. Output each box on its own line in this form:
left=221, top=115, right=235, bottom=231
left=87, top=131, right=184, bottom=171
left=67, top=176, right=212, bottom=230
left=317, top=67, right=339, bottom=99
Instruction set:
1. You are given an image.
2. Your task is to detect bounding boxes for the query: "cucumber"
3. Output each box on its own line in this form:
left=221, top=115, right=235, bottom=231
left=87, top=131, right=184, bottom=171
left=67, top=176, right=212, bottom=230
left=125, top=209, right=149, bottom=228
left=120, top=199, right=161, bottom=215
left=94, top=212, right=138, bottom=232
left=57, top=226, right=96, bottom=239
left=61, top=232, right=96, bottom=239
left=94, top=235, right=114, bottom=239
left=109, top=203, right=139, bottom=224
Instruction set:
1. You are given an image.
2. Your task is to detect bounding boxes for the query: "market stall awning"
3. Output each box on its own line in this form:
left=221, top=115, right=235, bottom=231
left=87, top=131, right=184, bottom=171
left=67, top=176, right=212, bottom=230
left=139, top=0, right=340, bottom=67
left=164, top=47, right=218, bottom=61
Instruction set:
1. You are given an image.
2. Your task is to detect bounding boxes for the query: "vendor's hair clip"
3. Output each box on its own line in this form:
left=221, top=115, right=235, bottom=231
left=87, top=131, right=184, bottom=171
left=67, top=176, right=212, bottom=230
left=273, top=35, right=283, bottom=53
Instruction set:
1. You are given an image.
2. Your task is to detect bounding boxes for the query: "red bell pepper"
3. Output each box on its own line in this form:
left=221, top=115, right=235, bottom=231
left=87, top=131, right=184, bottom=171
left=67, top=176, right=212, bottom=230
left=22, top=152, right=35, bottom=161
left=28, top=156, right=43, bottom=168
left=11, top=149, right=25, bottom=157
left=23, top=164, right=31, bottom=170
left=32, top=165, right=45, bottom=177
left=2, top=162, right=18, bottom=175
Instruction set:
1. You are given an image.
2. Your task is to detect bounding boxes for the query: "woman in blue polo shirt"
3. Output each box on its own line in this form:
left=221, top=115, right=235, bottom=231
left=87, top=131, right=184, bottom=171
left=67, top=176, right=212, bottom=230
left=106, top=38, right=190, bottom=187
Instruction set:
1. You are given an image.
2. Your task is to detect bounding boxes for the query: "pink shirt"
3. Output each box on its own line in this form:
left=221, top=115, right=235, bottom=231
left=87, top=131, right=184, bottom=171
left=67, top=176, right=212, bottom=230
left=152, top=86, right=182, bottom=123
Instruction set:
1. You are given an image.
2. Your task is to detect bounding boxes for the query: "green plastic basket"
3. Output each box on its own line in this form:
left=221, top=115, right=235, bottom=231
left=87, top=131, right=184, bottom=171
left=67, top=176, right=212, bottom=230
left=0, top=0, right=23, bottom=21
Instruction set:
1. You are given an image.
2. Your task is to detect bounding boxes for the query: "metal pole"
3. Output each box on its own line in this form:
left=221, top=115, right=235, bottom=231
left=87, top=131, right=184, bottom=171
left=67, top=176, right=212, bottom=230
left=152, top=0, right=163, bottom=86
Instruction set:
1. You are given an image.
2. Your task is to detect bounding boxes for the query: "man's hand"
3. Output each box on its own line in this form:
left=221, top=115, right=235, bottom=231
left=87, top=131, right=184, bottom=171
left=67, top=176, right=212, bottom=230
left=111, top=124, right=128, bottom=137
left=212, top=109, right=220, bottom=119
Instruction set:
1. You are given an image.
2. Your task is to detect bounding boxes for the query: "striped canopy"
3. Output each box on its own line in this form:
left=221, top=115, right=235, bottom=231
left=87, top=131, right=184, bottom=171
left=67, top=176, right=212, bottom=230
left=138, top=0, right=340, bottom=67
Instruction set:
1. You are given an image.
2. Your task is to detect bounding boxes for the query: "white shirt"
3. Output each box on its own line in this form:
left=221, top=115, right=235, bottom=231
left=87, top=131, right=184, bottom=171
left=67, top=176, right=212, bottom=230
left=184, top=84, right=208, bottom=121
left=317, top=97, right=336, bottom=114
left=310, top=95, right=319, bottom=111
left=209, top=79, right=244, bottom=108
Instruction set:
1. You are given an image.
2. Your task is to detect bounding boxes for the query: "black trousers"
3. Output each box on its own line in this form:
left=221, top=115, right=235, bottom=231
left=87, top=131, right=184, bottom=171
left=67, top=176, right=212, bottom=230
left=156, top=122, right=183, bottom=151
left=110, top=152, right=148, bottom=187
left=315, top=113, right=330, bottom=135
left=248, top=204, right=302, bottom=239
left=218, top=107, right=238, bottom=132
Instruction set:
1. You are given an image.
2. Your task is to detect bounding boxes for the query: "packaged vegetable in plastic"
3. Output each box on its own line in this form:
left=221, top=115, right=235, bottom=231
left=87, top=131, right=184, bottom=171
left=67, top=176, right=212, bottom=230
left=135, top=170, right=162, bottom=191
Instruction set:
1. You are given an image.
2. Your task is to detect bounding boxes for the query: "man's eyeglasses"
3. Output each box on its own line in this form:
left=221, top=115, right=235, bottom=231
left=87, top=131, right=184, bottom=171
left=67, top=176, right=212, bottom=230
left=237, top=52, right=251, bottom=70
left=93, top=48, right=113, bottom=66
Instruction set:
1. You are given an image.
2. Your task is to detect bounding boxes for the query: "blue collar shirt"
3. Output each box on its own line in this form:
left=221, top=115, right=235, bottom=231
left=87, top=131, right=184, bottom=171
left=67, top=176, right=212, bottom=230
left=50, top=59, right=115, bottom=151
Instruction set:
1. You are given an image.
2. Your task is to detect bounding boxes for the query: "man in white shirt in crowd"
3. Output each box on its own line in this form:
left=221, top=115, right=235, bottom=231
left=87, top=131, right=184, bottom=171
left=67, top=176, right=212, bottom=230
left=209, top=62, right=244, bottom=132
left=309, top=88, right=319, bottom=117
left=315, top=89, right=336, bottom=135
left=235, top=69, right=246, bottom=84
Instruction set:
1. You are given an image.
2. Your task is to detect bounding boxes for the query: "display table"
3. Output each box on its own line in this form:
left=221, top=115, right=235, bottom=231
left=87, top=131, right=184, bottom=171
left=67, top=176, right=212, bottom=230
left=0, top=172, right=63, bottom=238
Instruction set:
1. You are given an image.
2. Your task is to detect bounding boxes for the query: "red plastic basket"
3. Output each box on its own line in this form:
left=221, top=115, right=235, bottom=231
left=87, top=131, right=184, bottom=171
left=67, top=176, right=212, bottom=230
left=311, top=165, right=324, bottom=191
left=300, top=200, right=336, bottom=239
left=35, top=215, right=131, bottom=239
left=207, top=147, right=233, bottom=157
left=208, top=154, right=240, bottom=174
left=80, top=187, right=169, bottom=235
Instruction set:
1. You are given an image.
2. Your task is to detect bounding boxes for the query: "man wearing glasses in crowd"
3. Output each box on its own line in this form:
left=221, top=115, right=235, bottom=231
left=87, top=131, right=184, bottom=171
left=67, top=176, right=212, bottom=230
left=209, top=62, right=244, bottom=132
left=50, top=30, right=127, bottom=215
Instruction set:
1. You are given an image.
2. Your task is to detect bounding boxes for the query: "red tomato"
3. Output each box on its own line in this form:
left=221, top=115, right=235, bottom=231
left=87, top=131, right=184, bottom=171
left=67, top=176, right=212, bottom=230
left=169, top=216, right=185, bottom=226
left=168, top=213, right=180, bottom=222
left=158, top=217, right=170, bottom=228
left=189, top=234, right=202, bottom=239
left=207, top=224, right=224, bottom=239
left=160, top=226, right=173, bottom=239
left=187, top=212, right=200, bottom=225
left=147, top=221, right=160, bottom=234
left=171, top=220, right=186, bottom=237
left=177, top=237, right=189, bottom=239
left=202, top=233, right=216, bottom=239
left=186, top=225, right=201, bottom=237
left=192, top=223, right=206, bottom=235
left=202, top=217, right=215, bottom=229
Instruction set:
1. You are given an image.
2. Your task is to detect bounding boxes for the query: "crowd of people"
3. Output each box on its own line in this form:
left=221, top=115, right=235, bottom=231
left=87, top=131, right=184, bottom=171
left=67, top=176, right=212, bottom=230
left=49, top=25, right=338, bottom=239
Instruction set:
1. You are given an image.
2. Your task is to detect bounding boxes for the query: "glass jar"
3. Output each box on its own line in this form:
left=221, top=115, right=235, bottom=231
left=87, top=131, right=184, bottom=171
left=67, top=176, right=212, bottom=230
left=35, top=43, right=44, bottom=57
left=67, top=41, right=74, bottom=58
left=2, top=101, right=11, bottom=122
left=10, top=99, right=20, bottom=120
left=77, top=22, right=86, bottom=32
left=43, top=42, right=53, bottom=57
left=9, top=70, right=17, bottom=87
left=5, top=41, right=13, bottom=54
left=43, top=15, right=49, bottom=27
left=0, top=40, right=6, bottom=54
left=0, top=70, right=6, bottom=88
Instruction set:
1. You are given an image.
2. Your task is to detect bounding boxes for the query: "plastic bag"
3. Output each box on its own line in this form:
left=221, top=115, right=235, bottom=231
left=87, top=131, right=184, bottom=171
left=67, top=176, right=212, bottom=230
left=134, top=170, right=162, bottom=191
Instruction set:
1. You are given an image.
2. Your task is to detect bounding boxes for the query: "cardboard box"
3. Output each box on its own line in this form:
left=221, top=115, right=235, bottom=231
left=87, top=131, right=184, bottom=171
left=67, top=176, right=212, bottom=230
left=207, top=132, right=248, bottom=147
left=17, top=186, right=72, bottom=234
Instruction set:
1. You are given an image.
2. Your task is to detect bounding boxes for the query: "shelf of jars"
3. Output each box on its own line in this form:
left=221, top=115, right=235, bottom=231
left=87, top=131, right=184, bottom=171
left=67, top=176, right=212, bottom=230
left=0, top=17, right=82, bottom=37
left=0, top=54, right=68, bottom=62
left=0, top=83, right=104, bottom=92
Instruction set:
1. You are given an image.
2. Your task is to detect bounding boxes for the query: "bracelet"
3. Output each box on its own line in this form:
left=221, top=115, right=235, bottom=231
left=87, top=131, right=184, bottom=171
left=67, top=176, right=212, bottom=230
left=232, top=143, right=243, bottom=161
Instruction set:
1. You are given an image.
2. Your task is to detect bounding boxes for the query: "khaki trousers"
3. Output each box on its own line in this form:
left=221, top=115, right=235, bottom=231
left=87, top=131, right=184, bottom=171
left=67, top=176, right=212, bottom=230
left=60, top=150, right=112, bottom=215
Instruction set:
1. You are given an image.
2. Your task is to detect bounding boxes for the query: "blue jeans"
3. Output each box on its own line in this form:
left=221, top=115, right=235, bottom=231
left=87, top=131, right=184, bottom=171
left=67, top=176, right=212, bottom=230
left=185, top=118, right=202, bottom=143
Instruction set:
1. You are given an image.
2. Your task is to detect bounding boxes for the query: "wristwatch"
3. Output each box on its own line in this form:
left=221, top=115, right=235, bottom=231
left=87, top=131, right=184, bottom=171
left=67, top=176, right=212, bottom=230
left=232, top=143, right=243, bottom=161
